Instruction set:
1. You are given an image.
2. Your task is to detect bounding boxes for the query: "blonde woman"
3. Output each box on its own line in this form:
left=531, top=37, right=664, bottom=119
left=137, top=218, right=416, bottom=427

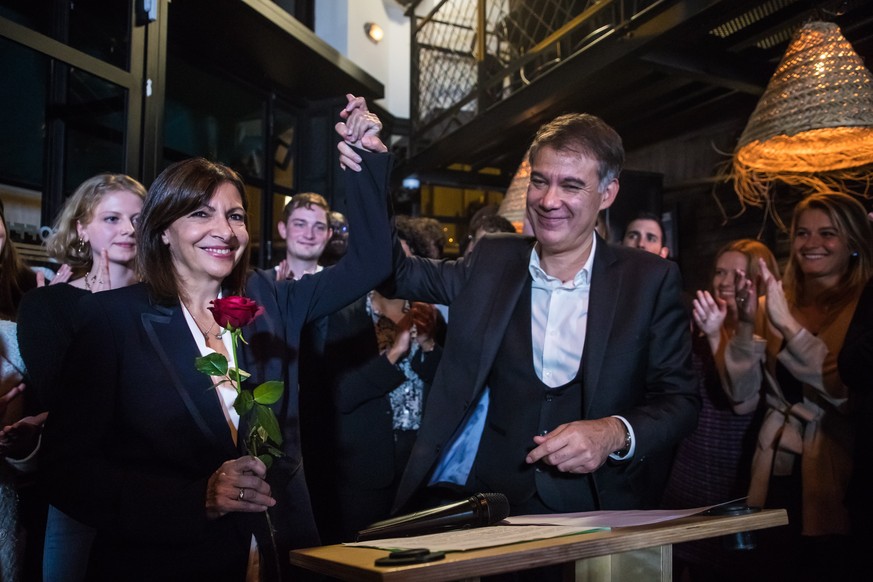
left=16, top=173, right=146, bottom=582
left=724, top=193, right=873, bottom=580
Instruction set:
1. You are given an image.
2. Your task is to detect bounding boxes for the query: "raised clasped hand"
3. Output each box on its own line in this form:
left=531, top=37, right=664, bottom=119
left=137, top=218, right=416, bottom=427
left=335, top=94, right=387, bottom=172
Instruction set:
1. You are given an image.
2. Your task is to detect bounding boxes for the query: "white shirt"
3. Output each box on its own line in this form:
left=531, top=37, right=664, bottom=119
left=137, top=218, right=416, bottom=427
left=180, top=303, right=240, bottom=441
left=528, top=235, right=635, bottom=460
left=529, top=240, right=593, bottom=388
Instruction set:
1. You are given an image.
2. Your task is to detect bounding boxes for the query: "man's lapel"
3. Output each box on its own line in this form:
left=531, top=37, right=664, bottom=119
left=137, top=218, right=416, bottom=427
left=471, top=239, right=535, bottom=391
left=141, top=302, right=238, bottom=457
left=582, top=237, right=620, bottom=415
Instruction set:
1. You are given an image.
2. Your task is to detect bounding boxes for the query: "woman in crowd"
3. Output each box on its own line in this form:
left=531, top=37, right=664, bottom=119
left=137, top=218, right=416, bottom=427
left=0, top=200, right=37, bottom=321
left=20, top=174, right=147, bottom=411
left=663, top=238, right=779, bottom=581
left=40, top=99, right=391, bottom=580
left=0, top=199, right=33, bottom=581
left=308, top=216, right=445, bottom=543
left=723, top=192, right=872, bottom=580
left=14, top=174, right=146, bottom=582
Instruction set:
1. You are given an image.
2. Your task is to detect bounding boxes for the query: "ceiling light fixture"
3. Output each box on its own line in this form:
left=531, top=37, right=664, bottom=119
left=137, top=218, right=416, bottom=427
left=730, top=21, right=873, bottom=227
left=364, top=22, right=384, bottom=44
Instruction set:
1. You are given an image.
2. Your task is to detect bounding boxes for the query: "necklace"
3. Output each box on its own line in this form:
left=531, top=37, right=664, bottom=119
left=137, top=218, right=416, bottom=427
left=83, top=271, right=102, bottom=291
left=185, top=304, right=222, bottom=340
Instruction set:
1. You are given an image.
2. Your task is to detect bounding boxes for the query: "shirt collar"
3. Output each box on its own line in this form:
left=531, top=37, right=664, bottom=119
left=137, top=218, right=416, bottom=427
left=528, top=233, right=596, bottom=288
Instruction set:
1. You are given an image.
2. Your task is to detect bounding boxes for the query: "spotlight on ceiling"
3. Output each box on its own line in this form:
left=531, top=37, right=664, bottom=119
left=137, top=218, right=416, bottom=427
left=364, top=22, right=384, bottom=44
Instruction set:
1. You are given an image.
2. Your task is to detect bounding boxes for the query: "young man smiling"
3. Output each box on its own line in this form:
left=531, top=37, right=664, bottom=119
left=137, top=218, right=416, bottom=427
left=275, top=193, right=332, bottom=280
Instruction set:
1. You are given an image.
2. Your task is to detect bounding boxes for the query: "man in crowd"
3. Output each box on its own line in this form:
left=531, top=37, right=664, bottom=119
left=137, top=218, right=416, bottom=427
left=275, top=193, right=332, bottom=280
left=463, top=213, right=517, bottom=258
left=338, top=102, right=698, bottom=518
left=319, top=211, right=349, bottom=267
left=621, top=211, right=669, bottom=258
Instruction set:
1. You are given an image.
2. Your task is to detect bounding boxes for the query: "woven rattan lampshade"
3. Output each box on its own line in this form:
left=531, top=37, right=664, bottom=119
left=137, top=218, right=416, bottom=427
left=732, top=21, right=873, bottom=211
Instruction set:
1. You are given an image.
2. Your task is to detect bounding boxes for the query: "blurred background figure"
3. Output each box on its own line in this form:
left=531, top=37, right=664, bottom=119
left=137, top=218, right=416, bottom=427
left=1, top=198, right=32, bottom=582
left=0, top=199, right=37, bottom=321
left=464, top=213, right=517, bottom=259
left=303, top=214, right=446, bottom=544
left=397, top=216, right=445, bottom=260
left=319, top=211, right=349, bottom=267
left=724, top=192, right=873, bottom=582
left=663, top=239, right=779, bottom=581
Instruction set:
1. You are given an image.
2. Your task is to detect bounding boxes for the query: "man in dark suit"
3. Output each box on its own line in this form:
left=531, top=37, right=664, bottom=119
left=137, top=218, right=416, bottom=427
left=340, top=105, right=698, bottom=518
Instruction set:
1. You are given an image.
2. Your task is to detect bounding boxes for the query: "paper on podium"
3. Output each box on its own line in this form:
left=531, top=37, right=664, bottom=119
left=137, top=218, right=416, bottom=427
left=344, top=505, right=715, bottom=552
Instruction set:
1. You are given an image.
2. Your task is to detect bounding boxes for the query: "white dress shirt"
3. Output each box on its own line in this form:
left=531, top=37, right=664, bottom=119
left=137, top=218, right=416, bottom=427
left=528, top=235, right=635, bottom=460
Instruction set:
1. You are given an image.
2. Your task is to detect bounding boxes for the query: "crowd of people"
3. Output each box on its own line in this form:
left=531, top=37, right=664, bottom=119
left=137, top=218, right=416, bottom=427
left=0, top=93, right=871, bottom=582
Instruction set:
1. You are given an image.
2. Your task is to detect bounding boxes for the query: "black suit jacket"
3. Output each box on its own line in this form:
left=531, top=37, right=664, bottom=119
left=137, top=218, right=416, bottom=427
left=389, top=233, right=698, bottom=514
left=40, top=149, right=394, bottom=580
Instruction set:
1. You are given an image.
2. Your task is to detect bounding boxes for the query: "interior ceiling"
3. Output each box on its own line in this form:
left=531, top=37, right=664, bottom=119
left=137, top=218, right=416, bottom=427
left=167, top=0, right=384, bottom=104
left=395, top=0, right=873, bottom=187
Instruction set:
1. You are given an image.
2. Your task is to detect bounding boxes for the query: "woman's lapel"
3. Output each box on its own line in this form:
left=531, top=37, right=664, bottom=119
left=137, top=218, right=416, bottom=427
left=141, top=302, right=238, bottom=457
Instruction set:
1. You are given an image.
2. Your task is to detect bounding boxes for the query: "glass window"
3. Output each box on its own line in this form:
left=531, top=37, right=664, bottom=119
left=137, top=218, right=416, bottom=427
left=0, top=36, right=47, bottom=189
left=64, top=67, right=127, bottom=191
left=273, top=106, right=296, bottom=192
left=0, top=0, right=131, bottom=70
left=163, top=55, right=264, bottom=179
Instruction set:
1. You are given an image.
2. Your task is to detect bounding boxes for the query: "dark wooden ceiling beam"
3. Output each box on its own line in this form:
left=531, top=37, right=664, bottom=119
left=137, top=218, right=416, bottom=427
left=395, top=0, right=769, bottom=180
left=639, top=46, right=768, bottom=95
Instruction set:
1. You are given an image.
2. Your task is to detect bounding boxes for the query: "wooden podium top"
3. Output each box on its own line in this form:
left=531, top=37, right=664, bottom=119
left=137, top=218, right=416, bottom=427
left=290, top=509, right=787, bottom=581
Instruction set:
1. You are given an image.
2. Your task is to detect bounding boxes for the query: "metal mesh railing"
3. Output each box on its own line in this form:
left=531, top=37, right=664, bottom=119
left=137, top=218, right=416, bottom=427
left=410, top=0, right=669, bottom=157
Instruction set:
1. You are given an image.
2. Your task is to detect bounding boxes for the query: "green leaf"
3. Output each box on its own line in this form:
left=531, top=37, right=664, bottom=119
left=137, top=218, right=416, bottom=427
left=234, top=390, right=254, bottom=416
left=257, top=454, right=273, bottom=469
left=265, top=444, right=284, bottom=458
left=195, top=353, right=228, bottom=376
left=253, top=381, right=283, bottom=405
left=229, top=367, right=251, bottom=383
left=254, top=403, right=282, bottom=445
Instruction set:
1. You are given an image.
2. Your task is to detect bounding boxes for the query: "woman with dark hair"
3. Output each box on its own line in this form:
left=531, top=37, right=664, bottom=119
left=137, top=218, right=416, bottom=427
left=41, top=100, right=391, bottom=580
left=724, top=192, right=873, bottom=580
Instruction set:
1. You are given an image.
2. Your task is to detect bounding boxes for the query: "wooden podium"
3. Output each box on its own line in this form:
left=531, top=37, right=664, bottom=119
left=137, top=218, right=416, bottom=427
left=290, top=508, right=787, bottom=581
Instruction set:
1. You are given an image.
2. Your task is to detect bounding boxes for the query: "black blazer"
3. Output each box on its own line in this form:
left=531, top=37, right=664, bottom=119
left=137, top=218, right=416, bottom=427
left=40, top=150, right=394, bottom=580
left=388, top=233, right=699, bottom=514
left=325, top=295, right=443, bottom=488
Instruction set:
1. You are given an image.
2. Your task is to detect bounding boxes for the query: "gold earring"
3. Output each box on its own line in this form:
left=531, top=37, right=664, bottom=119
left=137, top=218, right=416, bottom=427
left=77, top=237, right=86, bottom=254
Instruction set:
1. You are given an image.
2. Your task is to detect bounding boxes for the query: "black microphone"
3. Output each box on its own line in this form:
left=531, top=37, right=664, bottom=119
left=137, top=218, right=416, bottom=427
left=356, top=492, right=510, bottom=541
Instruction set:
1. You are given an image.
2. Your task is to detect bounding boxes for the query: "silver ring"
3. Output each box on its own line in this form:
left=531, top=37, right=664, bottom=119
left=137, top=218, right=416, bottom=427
left=238, top=488, right=245, bottom=501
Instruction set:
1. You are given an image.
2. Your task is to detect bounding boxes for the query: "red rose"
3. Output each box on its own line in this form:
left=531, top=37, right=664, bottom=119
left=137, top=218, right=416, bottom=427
left=209, top=296, right=265, bottom=330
